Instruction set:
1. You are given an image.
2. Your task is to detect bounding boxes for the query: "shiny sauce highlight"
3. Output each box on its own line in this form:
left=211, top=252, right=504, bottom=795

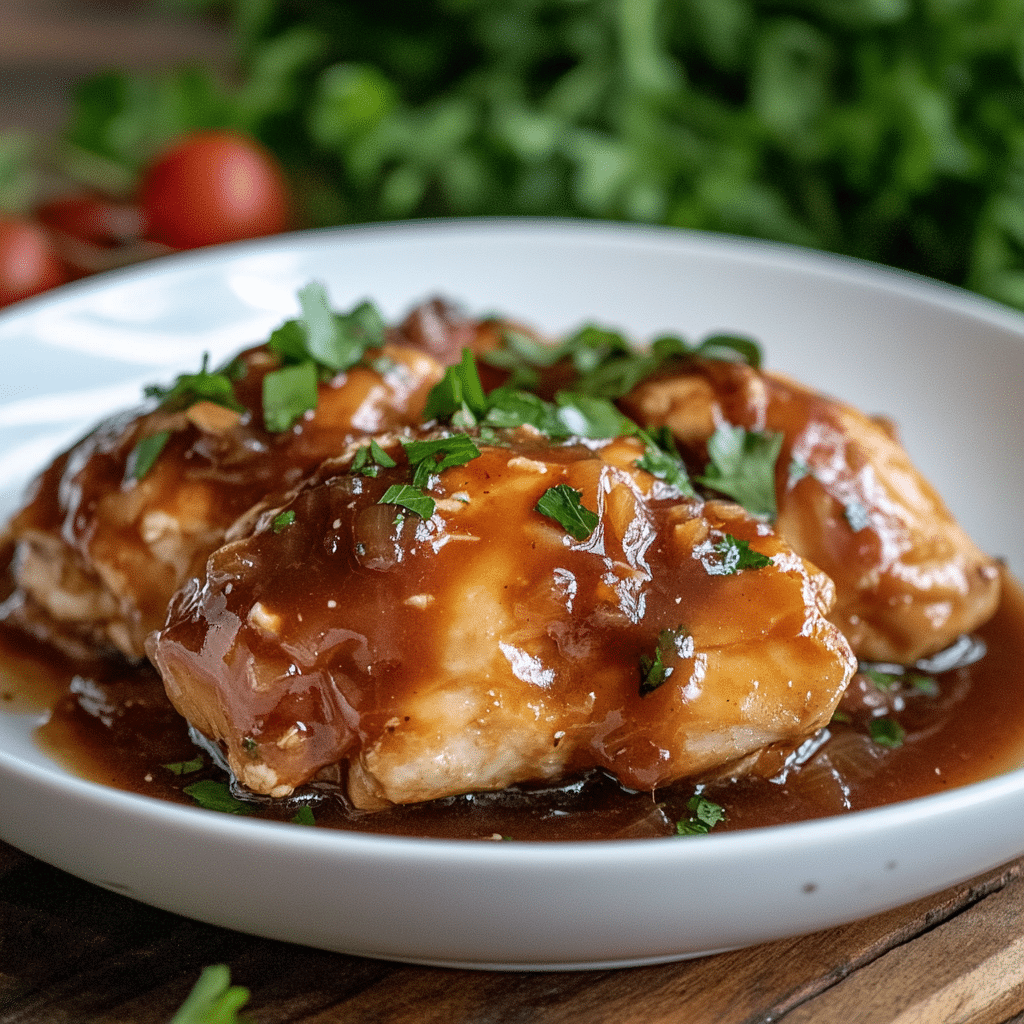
left=4, top=566, right=1023, bottom=842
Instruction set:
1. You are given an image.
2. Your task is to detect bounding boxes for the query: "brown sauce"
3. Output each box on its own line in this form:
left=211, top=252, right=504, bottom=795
left=4, top=566, right=1024, bottom=842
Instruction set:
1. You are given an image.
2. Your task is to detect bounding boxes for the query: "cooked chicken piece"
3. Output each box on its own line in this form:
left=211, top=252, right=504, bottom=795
left=1, top=298, right=516, bottom=661
left=147, top=429, right=856, bottom=808
left=618, top=359, right=1001, bottom=664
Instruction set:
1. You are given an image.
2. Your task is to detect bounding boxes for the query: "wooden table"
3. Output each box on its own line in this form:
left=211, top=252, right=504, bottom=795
left=3, top=4, right=1024, bottom=1022
left=2, top=837, right=1024, bottom=1023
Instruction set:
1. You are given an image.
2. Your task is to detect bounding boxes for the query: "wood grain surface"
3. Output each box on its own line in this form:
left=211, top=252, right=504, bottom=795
left=2, top=837, right=1024, bottom=1023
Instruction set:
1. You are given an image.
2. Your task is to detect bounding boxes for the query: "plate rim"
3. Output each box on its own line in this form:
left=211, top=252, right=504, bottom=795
left=2, top=216, right=1023, bottom=966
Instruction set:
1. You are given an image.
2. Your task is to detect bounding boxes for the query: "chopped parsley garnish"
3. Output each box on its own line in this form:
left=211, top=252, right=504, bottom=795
left=635, top=428, right=696, bottom=497
left=480, top=328, right=562, bottom=387
left=271, top=509, right=296, bottom=533
left=535, top=484, right=599, bottom=540
left=370, top=437, right=397, bottom=465
left=162, top=755, right=204, bottom=776
left=861, top=667, right=899, bottom=690
left=403, top=433, right=482, bottom=486
left=378, top=483, right=435, bottom=520
left=553, top=391, right=636, bottom=439
left=695, top=334, right=763, bottom=369
left=262, top=283, right=387, bottom=432
left=639, top=645, right=670, bottom=696
left=144, top=353, right=245, bottom=414
left=869, top=717, right=906, bottom=749
left=269, top=283, right=386, bottom=372
left=861, top=665, right=939, bottom=697
left=133, top=351, right=248, bottom=478
left=168, top=965, right=249, bottom=1024
left=425, top=348, right=635, bottom=439
left=675, top=794, right=727, bottom=836
left=569, top=330, right=672, bottom=399
left=182, top=779, right=256, bottom=815
left=351, top=438, right=398, bottom=477
left=481, top=323, right=762, bottom=400
left=480, top=387, right=562, bottom=433
left=422, top=347, right=488, bottom=423
left=639, top=626, right=690, bottom=696
left=360, top=433, right=482, bottom=516
left=712, top=535, right=773, bottom=574
left=697, top=533, right=773, bottom=575
left=291, top=805, right=316, bottom=826
left=697, top=423, right=784, bottom=519
left=128, top=430, right=171, bottom=481
left=261, top=359, right=319, bottom=433
left=909, top=673, right=940, bottom=697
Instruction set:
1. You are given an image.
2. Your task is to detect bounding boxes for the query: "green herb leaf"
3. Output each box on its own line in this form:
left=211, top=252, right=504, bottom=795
left=869, top=717, right=905, bottom=749
left=639, top=626, right=690, bottom=696
left=403, top=433, right=482, bottom=487
left=183, top=780, right=256, bottom=815
left=909, top=673, right=940, bottom=697
left=535, top=484, right=599, bottom=540
left=639, top=645, right=670, bottom=696
left=262, top=360, right=319, bottom=432
left=297, top=283, right=385, bottom=372
left=351, top=438, right=398, bottom=476
left=572, top=348, right=662, bottom=399
left=675, top=794, right=726, bottom=836
left=861, top=666, right=901, bottom=691
left=369, top=438, right=397, bottom=467
left=163, top=756, right=204, bottom=776
left=697, top=423, right=784, bottom=519
left=861, top=666, right=939, bottom=698
left=705, top=534, right=773, bottom=575
left=695, top=334, right=762, bottom=369
left=378, top=483, right=435, bottom=520
left=291, top=805, right=316, bottom=826
left=635, top=429, right=696, bottom=497
left=554, top=392, right=637, bottom=438
left=262, top=286, right=387, bottom=430
left=561, top=324, right=633, bottom=375
left=423, top=347, right=488, bottom=422
left=271, top=509, right=296, bottom=533
left=481, top=387, right=567, bottom=435
left=168, top=964, right=250, bottom=1024
left=144, top=353, right=244, bottom=413
left=484, top=324, right=761, bottom=402
left=266, top=317, right=310, bottom=365
left=129, top=430, right=171, bottom=481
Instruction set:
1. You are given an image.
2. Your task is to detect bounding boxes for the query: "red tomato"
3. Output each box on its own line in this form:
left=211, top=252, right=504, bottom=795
left=139, top=130, right=291, bottom=249
left=36, top=193, right=144, bottom=248
left=0, top=217, right=68, bottom=308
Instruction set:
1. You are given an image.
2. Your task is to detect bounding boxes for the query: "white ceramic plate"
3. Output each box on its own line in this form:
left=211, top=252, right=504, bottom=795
left=1, top=219, right=1023, bottom=971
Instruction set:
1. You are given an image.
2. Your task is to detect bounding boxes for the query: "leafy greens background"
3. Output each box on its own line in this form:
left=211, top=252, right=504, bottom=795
left=63, top=0, right=1024, bottom=310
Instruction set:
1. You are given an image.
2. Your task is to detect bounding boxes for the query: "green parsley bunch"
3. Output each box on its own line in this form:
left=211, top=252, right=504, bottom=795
left=58, top=0, right=1024, bottom=310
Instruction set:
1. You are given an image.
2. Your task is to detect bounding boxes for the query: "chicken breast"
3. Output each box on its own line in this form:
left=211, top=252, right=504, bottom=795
left=0, top=297, right=511, bottom=661
left=147, top=428, right=856, bottom=808
left=618, top=359, right=1001, bottom=664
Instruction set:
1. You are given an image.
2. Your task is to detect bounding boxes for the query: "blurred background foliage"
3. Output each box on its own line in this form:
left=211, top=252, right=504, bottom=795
left=53, top=0, right=1024, bottom=308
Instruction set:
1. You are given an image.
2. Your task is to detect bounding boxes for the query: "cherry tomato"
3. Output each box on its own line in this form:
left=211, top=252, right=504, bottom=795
left=0, top=217, right=68, bottom=308
left=36, top=193, right=144, bottom=249
left=139, top=130, right=291, bottom=249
